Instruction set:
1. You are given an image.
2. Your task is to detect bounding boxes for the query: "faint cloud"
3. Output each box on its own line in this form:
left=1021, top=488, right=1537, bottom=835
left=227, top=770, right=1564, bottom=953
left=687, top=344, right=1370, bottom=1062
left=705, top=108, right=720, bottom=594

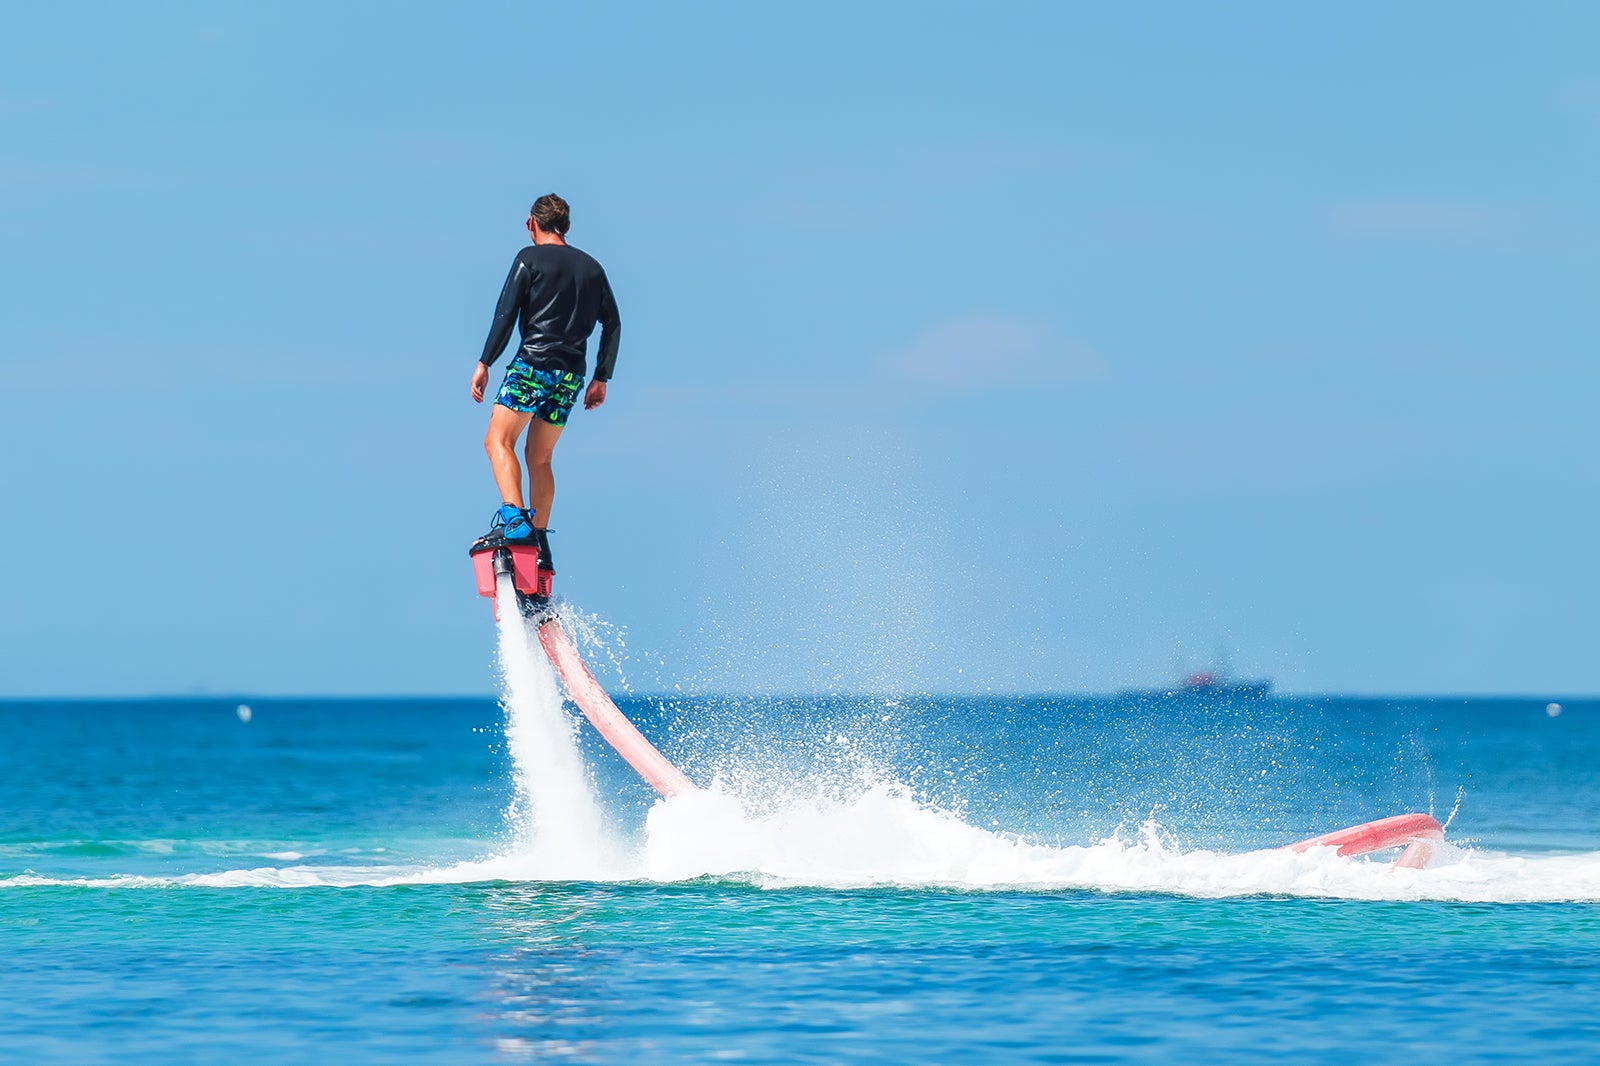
left=1330, top=198, right=1508, bottom=238
left=0, top=93, right=59, bottom=120
left=1556, top=77, right=1600, bottom=119
left=0, top=157, right=164, bottom=198
left=878, top=313, right=1108, bottom=389
left=191, top=24, right=244, bottom=46
left=749, top=135, right=1111, bottom=230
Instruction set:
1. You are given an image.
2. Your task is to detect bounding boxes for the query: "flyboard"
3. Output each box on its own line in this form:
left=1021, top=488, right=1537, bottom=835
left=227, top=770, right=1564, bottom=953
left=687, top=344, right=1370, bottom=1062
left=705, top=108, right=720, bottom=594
left=470, top=534, right=696, bottom=798
left=468, top=535, right=1444, bottom=865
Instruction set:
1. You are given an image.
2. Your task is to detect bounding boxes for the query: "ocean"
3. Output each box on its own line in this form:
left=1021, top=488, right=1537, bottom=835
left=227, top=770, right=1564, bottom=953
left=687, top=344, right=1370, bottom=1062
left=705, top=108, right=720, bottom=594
left=3, top=604, right=1598, bottom=1061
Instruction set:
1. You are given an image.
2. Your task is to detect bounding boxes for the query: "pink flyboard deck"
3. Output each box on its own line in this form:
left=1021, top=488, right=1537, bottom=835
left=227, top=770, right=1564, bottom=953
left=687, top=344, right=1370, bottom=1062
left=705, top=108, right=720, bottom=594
left=1285, top=812, right=1444, bottom=869
left=537, top=618, right=698, bottom=799
left=471, top=544, right=547, bottom=621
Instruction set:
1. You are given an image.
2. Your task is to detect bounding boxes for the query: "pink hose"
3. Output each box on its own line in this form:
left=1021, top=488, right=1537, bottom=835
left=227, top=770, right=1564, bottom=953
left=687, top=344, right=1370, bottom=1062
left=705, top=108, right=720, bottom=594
left=537, top=618, right=698, bottom=799
left=1285, top=812, right=1444, bottom=868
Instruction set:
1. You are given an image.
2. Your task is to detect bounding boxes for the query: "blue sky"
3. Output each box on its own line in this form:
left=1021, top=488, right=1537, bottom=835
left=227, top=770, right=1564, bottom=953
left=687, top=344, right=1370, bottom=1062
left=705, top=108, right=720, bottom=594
left=2, top=3, right=1595, bottom=696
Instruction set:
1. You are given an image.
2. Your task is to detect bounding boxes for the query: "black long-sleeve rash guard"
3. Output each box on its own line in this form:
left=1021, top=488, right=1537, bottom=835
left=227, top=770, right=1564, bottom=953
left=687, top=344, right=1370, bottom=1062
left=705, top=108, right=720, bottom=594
left=479, top=243, right=622, bottom=381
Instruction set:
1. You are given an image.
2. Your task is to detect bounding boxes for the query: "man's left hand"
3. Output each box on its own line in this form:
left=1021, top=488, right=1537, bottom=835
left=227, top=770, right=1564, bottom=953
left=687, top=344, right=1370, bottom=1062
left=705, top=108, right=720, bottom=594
left=584, top=379, right=607, bottom=410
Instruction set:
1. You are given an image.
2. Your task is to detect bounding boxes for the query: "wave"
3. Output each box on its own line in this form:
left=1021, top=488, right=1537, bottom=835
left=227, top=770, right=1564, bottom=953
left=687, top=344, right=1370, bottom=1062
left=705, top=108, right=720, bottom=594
left=5, top=784, right=1599, bottom=903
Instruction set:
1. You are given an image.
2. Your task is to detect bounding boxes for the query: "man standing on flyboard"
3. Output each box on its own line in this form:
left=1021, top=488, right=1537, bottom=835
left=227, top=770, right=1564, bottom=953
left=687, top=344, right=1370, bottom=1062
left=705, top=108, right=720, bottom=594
left=471, top=194, right=620, bottom=563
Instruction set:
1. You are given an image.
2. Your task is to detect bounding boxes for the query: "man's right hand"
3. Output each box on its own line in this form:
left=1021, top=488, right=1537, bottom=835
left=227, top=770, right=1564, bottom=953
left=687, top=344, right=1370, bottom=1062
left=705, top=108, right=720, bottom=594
left=470, top=363, right=489, bottom=403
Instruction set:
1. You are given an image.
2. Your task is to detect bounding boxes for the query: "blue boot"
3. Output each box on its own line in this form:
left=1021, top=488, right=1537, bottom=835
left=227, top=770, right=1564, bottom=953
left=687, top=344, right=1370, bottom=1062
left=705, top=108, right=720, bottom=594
left=487, top=503, right=537, bottom=543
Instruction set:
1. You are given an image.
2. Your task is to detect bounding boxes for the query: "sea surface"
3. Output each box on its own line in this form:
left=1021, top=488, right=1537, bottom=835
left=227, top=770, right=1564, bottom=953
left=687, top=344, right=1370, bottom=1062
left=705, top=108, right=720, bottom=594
left=3, top=612, right=1598, bottom=1062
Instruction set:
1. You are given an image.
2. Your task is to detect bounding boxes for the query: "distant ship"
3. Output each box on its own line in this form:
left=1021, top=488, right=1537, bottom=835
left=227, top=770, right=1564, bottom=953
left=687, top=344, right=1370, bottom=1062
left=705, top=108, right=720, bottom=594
left=1118, top=651, right=1273, bottom=701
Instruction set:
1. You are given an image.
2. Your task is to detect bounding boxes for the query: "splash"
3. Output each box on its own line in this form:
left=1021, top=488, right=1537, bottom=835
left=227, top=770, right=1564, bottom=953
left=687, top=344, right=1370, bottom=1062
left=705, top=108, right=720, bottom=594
left=10, top=796, right=1600, bottom=904
left=6, top=723, right=1600, bottom=901
left=488, top=573, right=618, bottom=879
left=10, top=736, right=1598, bottom=903
left=629, top=780, right=1599, bottom=901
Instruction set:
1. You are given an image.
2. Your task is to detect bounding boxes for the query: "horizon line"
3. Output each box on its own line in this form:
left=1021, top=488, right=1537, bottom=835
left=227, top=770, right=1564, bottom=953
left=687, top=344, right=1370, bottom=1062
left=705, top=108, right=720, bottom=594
left=0, top=691, right=1589, bottom=704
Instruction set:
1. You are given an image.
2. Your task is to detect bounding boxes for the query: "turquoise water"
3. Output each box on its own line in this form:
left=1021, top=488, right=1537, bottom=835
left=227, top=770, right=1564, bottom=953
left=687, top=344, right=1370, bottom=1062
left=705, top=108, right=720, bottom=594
left=4, top=678, right=1598, bottom=1060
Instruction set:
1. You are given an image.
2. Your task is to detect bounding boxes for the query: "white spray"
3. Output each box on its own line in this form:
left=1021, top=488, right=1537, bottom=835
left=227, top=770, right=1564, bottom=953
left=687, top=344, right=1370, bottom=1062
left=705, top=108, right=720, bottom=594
left=491, top=573, right=615, bottom=878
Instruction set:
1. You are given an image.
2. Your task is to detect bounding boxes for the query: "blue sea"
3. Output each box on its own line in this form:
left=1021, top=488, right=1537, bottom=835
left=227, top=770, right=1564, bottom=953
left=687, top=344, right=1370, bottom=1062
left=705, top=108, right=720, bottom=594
left=4, top=616, right=1599, bottom=1061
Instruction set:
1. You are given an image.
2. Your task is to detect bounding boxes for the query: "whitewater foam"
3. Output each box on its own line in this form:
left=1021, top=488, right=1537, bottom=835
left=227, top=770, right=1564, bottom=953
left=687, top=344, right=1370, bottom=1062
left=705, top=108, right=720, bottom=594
left=489, top=574, right=620, bottom=879
left=631, top=781, right=1600, bottom=902
left=9, top=779, right=1600, bottom=904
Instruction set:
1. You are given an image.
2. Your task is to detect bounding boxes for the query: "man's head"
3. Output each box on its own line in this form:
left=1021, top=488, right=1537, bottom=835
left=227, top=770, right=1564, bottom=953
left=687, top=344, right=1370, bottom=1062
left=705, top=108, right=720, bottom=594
left=527, top=194, right=571, bottom=238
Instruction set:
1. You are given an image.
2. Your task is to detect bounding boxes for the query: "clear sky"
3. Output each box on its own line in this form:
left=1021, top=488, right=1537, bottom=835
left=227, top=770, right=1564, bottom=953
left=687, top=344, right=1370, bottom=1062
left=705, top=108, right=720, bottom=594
left=2, top=2, right=1595, bottom=697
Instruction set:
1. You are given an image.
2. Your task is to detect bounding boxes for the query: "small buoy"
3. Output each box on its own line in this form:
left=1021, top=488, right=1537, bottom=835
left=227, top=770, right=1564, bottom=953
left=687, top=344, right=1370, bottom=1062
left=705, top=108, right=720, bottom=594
left=1547, top=702, right=1562, bottom=718
left=236, top=704, right=253, bottom=723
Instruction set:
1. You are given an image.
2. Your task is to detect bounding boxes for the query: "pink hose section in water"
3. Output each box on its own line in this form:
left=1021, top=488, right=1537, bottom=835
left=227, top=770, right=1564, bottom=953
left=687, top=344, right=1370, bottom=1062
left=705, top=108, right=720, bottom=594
left=1286, top=812, right=1445, bottom=869
left=537, top=618, right=698, bottom=799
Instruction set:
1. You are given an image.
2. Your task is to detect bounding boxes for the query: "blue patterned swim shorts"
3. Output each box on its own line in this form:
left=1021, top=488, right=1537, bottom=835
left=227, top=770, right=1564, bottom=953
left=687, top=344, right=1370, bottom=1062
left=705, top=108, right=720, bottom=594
left=495, top=360, right=583, bottom=426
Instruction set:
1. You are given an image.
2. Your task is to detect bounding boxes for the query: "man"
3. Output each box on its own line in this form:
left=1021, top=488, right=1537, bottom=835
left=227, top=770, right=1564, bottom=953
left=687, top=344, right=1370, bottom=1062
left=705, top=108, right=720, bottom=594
left=471, top=193, right=620, bottom=546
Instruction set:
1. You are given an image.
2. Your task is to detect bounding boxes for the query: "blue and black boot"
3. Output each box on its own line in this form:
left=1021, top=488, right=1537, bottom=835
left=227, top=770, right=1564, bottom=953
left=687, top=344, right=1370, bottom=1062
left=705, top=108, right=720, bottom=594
left=495, top=503, right=537, bottom=542
left=472, top=503, right=538, bottom=550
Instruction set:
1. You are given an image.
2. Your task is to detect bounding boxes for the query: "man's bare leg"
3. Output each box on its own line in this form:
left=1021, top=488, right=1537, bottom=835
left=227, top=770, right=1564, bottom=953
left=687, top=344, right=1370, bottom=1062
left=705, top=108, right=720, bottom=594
left=485, top=404, right=535, bottom=507
left=522, top=418, right=564, bottom=529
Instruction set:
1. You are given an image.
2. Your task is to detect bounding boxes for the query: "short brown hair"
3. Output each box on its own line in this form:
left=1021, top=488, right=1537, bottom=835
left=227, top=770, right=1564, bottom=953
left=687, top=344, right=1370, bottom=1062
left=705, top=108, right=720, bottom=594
left=529, top=194, right=570, bottom=236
